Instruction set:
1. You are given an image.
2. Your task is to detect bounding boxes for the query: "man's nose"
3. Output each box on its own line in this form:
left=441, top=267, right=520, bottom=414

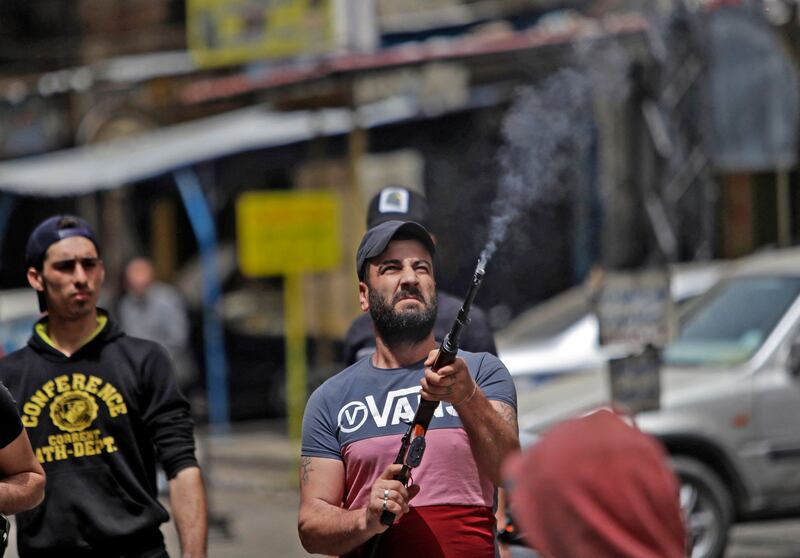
left=73, top=262, right=89, bottom=282
left=399, top=265, right=419, bottom=285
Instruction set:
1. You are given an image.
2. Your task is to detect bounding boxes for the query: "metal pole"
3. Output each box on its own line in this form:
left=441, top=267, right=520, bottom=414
left=173, top=168, right=230, bottom=433
left=284, top=272, right=307, bottom=440
left=777, top=169, right=792, bottom=247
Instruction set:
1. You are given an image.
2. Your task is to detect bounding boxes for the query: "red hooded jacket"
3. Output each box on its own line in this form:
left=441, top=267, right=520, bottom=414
left=506, top=410, right=686, bottom=558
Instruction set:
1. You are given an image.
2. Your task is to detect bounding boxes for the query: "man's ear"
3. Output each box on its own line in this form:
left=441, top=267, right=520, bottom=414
left=358, top=281, right=370, bottom=313
left=27, top=267, right=44, bottom=293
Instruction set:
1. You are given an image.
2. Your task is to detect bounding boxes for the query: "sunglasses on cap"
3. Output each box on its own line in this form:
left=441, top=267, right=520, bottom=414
left=49, top=257, right=102, bottom=273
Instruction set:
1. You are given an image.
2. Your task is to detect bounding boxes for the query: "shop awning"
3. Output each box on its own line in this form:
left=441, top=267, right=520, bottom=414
left=0, top=98, right=418, bottom=196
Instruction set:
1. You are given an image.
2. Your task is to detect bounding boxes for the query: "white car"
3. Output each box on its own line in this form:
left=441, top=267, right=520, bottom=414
left=509, top=247, right=800, bottom=558
left=497, top=262, right=724, bottom=383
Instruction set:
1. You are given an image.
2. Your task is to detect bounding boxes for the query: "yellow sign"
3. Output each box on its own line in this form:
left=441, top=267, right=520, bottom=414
left=187, top=0, right=334, bottom=68
left=236, top=190, right=340, bottom=276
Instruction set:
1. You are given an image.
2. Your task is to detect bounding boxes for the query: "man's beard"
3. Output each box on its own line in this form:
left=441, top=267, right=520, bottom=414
left=369, top=286, right=438, bottom=348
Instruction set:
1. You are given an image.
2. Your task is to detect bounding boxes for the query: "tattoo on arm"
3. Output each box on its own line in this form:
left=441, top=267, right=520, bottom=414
left=496, top=403, right=519, bottom=434
left=300, top=456, right=314, bottom=486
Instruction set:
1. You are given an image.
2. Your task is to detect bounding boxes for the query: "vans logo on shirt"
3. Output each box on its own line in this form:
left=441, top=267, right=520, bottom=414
left=337, top=386, right=458, bottom=433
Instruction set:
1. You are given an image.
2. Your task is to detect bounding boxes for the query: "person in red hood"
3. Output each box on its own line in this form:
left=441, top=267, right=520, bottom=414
left=504, top=409, right=686, bottom=558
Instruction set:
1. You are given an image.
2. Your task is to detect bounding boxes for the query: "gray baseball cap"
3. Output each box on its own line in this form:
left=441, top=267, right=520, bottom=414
left=356, top=220, right=435, bottom=281
left=367, top=186, right=429, bottom=228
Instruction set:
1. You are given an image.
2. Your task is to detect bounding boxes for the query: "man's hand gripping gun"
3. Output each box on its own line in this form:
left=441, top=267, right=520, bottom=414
left=379, top=261, right=486, bottom=526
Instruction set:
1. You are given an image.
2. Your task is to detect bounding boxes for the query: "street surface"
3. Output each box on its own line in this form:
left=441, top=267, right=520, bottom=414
left=4, top=420, right=800, bottom=557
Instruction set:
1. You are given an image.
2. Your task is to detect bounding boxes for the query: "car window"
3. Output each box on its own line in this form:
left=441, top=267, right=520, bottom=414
left=664, top=276, right=800, bottom=366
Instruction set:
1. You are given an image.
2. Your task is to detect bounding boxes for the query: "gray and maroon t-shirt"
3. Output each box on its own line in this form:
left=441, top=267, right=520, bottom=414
left=302, top=350, right=516, bottom=557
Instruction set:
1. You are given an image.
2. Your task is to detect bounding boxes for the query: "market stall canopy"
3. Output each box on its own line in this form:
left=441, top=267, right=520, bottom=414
left=0, top=99, right=417, bottom=196
left=0, top=11, right=650, bottom=197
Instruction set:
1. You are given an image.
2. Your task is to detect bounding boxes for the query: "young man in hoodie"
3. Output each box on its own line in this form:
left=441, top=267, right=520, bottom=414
left=0, top=215, right=207, bottom=558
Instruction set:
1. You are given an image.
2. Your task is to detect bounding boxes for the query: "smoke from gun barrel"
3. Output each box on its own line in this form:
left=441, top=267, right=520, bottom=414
left=477, top=68, right=593, bottom=279
left=477, top=254, right=488, bottom=274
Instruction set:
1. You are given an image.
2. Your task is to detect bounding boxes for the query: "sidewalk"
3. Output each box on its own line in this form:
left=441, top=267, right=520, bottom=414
left=201, top=419, right=300, bottom=492
left=165, top=419, right=309, bottom=557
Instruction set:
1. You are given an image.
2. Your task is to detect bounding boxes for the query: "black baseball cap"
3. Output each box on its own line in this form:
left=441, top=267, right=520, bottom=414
left=356, top=220, right=435, bottom=281
left=26, top=215, right=100, bottom=312
left=367, top=186, right=429, bottom=228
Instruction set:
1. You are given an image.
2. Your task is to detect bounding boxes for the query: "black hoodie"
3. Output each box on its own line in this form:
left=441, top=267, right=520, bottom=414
left=0, top=310, right=198, bottom=556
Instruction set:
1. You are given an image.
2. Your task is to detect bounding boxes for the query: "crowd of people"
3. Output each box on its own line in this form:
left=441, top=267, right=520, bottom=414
left=0, top=187, right=688, bottom=557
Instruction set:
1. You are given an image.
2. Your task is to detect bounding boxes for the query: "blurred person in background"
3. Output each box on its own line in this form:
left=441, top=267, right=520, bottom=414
left=504, top=409, right=686, bottom=558
left=0, top=215, right=207, bottom=558
left=118, top=257, right=197, bottom=395
left=343, top=186, right=497, bottom=365
left=299, top=220, right=518, bottom=557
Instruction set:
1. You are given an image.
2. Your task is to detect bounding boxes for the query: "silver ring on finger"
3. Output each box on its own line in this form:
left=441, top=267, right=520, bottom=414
left=384, top=488, right=389, bottom=499
left=382, top=497, right=388, bottom=511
